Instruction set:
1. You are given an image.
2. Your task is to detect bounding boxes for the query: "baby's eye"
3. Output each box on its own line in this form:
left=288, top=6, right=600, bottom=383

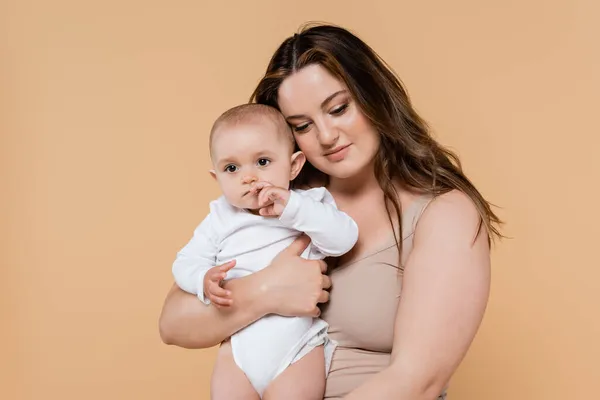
left=224, top=165, right=238, bottom=173
left=257, top=158, right=271, bottom=167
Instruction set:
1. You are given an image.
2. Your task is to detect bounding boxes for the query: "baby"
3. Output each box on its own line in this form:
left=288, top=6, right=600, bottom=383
left=171, top=103, right=359, bottom=399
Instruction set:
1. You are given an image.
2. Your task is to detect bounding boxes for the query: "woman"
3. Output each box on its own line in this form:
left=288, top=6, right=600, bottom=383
left=159, top=24, right=501, bottom=399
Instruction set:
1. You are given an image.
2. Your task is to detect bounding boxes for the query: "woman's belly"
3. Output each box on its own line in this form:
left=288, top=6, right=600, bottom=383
left=324, top=346, right=391, bottom=399
left=321, top=247, right=402, bottom=398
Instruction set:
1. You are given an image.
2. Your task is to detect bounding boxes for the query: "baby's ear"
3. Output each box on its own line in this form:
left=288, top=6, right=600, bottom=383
left=209, top=169, right=217, bottom=180
left=290, top=151, right=306, bottom=181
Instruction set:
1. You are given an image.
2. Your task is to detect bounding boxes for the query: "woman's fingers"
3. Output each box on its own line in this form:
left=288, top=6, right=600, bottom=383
left=283, top=234, right=311, bottom=256
left=261, top=236, right=335, bottom=317
left=318, top=259, right=328, bottom=273
left=318, top=290, right=330, bottom=304
left=311, top=307, right=321, bottom=318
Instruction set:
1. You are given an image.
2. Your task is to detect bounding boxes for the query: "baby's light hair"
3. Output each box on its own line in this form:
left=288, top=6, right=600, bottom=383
left=209, top=104, right=295, bottom=154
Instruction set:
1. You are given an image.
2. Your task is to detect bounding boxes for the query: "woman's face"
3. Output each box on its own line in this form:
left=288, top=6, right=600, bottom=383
left=277, top=64, right=380, bottom=180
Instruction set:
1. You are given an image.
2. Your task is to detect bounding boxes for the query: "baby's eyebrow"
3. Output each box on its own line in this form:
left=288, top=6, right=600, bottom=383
left=216, top=156, right=237, bottom=166
left=254, top=149, right=278, bottom=158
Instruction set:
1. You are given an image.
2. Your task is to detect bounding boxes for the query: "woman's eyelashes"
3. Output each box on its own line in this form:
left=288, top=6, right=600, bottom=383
left=330, top=103, right=349, bottom=115
left=293, top=123, right=310, bottom=133
left=291, top=103, right=350, bottom=133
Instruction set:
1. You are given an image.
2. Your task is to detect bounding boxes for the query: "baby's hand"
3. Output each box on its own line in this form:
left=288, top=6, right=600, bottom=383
left=203, top=260, right=236, bottom=307
left=252, top=182, right=290, bottom=217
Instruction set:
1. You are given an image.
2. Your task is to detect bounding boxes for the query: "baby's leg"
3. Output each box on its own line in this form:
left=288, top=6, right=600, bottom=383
left=263, top=345, right=326, bottom=400
left=211, top=340, right=259, bottom=400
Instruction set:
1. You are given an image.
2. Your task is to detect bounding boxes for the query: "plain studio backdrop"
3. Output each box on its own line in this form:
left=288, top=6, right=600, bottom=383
left=1, top=1, right=599, bottom=399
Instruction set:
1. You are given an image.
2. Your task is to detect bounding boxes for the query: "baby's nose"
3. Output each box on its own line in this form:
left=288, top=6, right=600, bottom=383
left=241, top=175, right=258, bottom=184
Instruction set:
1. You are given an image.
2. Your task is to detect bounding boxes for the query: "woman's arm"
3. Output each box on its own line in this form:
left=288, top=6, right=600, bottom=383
left=159, top=277, right=265, bottom=349
left=344, top=190, right=492, bottom=399
left=159, top=235, right=331, bottom=349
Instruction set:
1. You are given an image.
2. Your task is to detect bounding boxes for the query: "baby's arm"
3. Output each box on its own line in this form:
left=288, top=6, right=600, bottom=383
left=279, top=188, right=359, bottom=257
left=171, top=213, right=220, bottom=304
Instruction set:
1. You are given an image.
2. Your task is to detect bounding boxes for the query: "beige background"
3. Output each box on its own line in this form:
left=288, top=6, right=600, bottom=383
left=2, top=0, right=599, bottom=399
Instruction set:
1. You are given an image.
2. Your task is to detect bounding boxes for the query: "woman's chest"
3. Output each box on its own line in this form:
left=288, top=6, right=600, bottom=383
left=335, top=203, right=397, bottom=267
left=321, top=247, right=402, bottom=352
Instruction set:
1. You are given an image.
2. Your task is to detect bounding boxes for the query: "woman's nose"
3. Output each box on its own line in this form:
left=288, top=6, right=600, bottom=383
left=241, top=175, right=258, bottom=184
left=317, top=124, right=340, bottom=147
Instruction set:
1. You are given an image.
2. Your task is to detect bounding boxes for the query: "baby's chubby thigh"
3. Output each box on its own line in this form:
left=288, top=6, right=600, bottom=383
left=230, top=314, right=316, bottom=394
left=211, top=340, right=259, bottom=400
left=263, top=345, right=326, bottom=400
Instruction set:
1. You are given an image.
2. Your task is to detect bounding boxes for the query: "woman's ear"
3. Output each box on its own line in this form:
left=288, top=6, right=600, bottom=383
left=289, top=151, right=306, bottom=181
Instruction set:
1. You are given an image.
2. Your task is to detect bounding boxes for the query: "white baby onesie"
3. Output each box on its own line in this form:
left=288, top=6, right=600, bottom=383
left=172, top=187, right=359, bottom=397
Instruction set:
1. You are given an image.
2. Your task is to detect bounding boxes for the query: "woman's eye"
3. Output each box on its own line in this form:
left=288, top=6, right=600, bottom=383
left=224, top=165, right=237, bottom=173
left=257, top=158, right=270, bottom=167
left=293, top=123, right=310, bottom=133
left=330, top=103, right=349, bottom=115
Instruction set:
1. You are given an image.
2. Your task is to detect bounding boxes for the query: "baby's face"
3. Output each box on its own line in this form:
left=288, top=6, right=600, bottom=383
left=211, top=119, right=298, bottom=210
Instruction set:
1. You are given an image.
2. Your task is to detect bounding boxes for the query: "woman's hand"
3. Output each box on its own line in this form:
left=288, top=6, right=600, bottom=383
left=243, top=234, right=331, bottom=318
left=159, top=234, right=331, bottom=349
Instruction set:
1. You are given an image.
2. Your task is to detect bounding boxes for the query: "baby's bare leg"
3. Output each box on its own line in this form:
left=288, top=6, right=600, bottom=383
left=263, top=346, right=326, bottom=400
left=211, top=340, right=259, bottom=400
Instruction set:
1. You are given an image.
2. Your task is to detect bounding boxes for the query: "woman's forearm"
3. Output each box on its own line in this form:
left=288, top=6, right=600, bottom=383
left=158, top=278, right=266, bottom=349
left=159, top=236, right=328, bottom=349
left=343, top=366, right=444, bottom=400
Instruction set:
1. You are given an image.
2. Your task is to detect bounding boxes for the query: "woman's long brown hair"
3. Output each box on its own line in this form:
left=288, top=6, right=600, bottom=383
left=251, top=23, right=502, bottom=267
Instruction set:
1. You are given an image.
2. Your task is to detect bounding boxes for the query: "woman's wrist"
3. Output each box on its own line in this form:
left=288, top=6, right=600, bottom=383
left=224, top=270, right=274, bottom=318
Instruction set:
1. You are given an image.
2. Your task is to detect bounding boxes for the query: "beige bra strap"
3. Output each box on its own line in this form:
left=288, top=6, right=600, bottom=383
left=399, top=195, right=435, bottom=268
left=402, top=195, right=435, bottom=240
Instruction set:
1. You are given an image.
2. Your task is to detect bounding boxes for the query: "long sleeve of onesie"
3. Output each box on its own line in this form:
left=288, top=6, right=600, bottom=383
left=278, top=188, right=359, bottom=257
left=171, top=213, right=218, bottom=304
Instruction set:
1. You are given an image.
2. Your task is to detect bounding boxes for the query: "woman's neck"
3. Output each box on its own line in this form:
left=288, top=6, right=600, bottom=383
left=327, top=165, right=419, bottom=209
left=327, top=165, right=382, bottom=198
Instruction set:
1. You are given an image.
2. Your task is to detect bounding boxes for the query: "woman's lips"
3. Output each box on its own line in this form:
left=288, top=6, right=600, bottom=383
left=324, top=144, right=351, bottom=162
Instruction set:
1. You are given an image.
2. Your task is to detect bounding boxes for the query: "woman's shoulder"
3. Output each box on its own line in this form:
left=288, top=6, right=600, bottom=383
left=426, top=189, right=480, bottom=216
left=414, top=189, right=485, bottom=245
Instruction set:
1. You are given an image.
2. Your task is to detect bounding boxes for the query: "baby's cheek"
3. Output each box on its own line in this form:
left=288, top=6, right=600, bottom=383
left=273, top=170, right=291, bottom=188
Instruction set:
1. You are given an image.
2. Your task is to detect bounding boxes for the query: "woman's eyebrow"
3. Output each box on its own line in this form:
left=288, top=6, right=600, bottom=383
left=285, top=90, right=348, bottom=120
left=320, top=90, right=347, bottom=108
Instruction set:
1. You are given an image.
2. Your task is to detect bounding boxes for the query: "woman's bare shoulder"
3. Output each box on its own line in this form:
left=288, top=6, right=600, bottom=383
left=415, top=189, right=486, bottom=246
